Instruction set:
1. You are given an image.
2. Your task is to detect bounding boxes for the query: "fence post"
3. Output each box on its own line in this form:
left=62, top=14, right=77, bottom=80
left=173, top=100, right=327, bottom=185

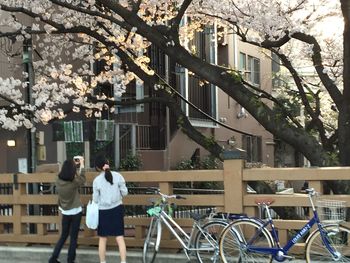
left=12, top=174, right=26, bottom=235
left=159, top=182, right=173, bottom=241
left=222, top=150, right=246, bottom=213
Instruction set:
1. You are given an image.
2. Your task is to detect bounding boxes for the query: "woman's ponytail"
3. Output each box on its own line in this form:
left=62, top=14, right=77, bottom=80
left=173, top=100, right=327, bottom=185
left=104, top=167, right=113, bottom=185
left=95, top=155, right=113, bottom=185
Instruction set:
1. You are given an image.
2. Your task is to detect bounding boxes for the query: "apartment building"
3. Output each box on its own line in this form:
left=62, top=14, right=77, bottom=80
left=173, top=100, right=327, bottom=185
left=215, top=34, right=275, bottom=166
left=0, top=19, right=275, bottom=173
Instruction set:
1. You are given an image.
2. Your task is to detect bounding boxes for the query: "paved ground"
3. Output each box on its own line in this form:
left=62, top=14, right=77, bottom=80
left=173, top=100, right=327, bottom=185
left=0, top=245, right=316, bottom=262
left=0, top=245, right=189, bottom=263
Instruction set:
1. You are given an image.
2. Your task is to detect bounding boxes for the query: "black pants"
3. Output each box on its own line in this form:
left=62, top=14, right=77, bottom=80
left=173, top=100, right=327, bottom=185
left=50, top=212, right=82, bottom=263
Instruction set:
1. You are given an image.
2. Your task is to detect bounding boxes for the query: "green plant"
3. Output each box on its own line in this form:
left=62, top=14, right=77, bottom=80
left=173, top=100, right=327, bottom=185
left=325, top=151, right=340, bottom=166
left=201, top=155, right=220, bottom=169
left=173, top=156, right=222, bottom=190
left=66, top=142, right=84, bottom=160
left=174, top=159, right=194, bottom=170
left=119, top=152, right=143, bottom=171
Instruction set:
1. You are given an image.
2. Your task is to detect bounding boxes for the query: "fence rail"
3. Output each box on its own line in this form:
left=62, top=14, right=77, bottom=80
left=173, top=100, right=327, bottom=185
left=0, top=167, right=226, bottom=248
left=0, top=158, right=350, bottom=253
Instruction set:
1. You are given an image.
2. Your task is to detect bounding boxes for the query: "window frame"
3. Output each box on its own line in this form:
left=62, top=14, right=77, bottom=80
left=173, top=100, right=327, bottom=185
left=239, top=52, right=261, bottom=86
left=242, top=134, right=262, bottom=163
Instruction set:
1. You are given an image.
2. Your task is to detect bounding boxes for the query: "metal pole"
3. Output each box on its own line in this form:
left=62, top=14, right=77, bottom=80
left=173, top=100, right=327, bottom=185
left=23, top=37, right=36, bottom=173
left=114, top=123, right=120, bottom=169
left=23, top=36, right=37, bottom=234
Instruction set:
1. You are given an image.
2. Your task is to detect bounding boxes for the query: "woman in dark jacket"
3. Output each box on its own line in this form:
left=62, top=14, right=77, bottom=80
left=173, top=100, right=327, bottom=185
left=49, top=158, right=86, bottom=263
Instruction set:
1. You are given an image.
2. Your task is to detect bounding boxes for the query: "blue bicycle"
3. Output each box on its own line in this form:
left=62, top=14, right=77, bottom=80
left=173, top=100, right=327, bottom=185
left=219, top=188, right=350, bottom=262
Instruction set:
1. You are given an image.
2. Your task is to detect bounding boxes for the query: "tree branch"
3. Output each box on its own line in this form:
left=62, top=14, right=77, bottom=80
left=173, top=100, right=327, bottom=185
left=275, top=51, right=330, bottom=147
left=291, top=32, right=343, bottom=108
left=241, top=79, right=303, bottom=128
left=170, top=0, right=192, bottom=32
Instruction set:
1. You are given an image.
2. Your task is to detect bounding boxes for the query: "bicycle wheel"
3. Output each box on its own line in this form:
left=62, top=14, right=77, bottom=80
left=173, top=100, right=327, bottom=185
left=220, top=219, right=274, bottom=263
left=143, top=217, right=162, bottom=263
left=194, top=220, right=228, bottom=263
left=306, top=224, right=350, bottom=262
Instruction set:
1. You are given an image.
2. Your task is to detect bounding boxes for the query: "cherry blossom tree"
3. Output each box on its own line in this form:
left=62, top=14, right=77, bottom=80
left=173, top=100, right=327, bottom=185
left=0, top=0, right=348, bottom=171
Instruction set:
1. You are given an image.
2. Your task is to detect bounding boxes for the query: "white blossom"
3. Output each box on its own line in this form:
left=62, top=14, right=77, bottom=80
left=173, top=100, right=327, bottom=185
left=0, top=0, right=341, bottom=132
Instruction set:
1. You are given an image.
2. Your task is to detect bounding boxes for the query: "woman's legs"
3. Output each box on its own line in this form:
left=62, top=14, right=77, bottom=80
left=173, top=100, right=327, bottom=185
left=50, top=215, right=71, bottom=262
left=115, top=236, right=126, bottom=262
left=98, top=236, right=108, bottom=263
left=116, top=235, right=127, bottom=262
left=67, top=212, right=82, bottom=263
left=98, top=236, right=126, bottom=262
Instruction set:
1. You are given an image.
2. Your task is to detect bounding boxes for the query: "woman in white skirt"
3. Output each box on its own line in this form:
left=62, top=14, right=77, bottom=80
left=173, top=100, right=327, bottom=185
left=93, top=156, right=128, bottom=263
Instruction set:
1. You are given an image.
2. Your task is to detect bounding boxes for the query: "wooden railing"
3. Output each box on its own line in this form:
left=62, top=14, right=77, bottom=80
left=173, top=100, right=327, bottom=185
left=240, top=166, right=350, bottom=254
left=0, top=157, right=350, bottom=253
left=0, top=160, right=234, bottom=248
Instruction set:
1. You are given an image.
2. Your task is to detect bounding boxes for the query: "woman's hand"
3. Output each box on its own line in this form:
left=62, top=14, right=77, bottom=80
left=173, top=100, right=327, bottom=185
left=74, top=156, right=85, bottom=169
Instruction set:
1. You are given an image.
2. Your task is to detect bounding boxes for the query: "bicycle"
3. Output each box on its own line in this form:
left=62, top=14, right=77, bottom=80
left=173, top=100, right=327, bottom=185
left=142, top=188, right=229, bottom=263
left=219, top=188, right=350, bottom=262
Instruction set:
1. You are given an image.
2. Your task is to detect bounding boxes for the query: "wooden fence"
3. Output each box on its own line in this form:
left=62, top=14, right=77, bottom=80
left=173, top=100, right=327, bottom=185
left=0, top=157, right=350, bottom=254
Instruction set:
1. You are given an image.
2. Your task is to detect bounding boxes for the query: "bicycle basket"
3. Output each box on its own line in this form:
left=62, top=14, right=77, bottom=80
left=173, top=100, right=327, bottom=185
left=316, top=199, right=346, bottom=223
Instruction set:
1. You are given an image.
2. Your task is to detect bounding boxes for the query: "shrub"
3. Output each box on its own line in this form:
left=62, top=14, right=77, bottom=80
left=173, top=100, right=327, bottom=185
left=173, top=155, right=223, bottom=190
left=201, top=156, right=220, bottom=169
left=119, top=152, right=143, bottom=171
left=174, top=159, right=195, bottom=170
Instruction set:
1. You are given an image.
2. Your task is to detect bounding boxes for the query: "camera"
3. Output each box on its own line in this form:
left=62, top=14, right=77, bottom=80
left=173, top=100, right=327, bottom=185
left=73, top=155, right=84, bottom=169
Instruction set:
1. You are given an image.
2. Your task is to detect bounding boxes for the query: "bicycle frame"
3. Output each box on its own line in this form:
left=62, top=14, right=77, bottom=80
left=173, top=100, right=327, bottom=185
left=243, top=194, right=341, bottom=261
left=157, top=209, right=219, bottom=253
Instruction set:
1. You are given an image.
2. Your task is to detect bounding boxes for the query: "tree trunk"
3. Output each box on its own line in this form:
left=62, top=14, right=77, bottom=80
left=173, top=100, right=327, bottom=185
left=339, top=0, right=350, bottom=166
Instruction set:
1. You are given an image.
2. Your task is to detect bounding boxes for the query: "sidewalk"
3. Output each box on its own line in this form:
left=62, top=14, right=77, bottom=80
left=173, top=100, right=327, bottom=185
left=0, top=245, right=315, bottom=262
left=0, top=245, right=189, bottom=263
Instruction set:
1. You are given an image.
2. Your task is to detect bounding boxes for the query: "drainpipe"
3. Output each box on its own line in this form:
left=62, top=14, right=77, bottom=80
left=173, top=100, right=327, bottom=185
left=23, top=37, right=36, bottom=173
left=23, top=36, right=37, bottom=234
left=165, top=54, right=170, bottom=170
left=114, top=123, right=120, bottom=169
left=131, top=124, right=136, bottom=156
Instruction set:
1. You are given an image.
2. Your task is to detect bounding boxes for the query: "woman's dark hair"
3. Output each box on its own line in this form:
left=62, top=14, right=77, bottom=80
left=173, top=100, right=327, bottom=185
left=58, top=159, right=77, bottom=181
left=95, top=155, right=113, bottom=185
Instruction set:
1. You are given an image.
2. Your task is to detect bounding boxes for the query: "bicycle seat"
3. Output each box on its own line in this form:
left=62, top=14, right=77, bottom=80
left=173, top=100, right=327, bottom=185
left=213, top=212, right=247, bottom=220
left=254, top=198, right=275, bottom=206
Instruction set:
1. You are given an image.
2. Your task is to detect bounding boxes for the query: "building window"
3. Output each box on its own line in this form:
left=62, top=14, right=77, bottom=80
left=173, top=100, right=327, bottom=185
left=63, top=121, right=83, bottom=142
left=239, top=52, right=260, bottom=86
left=115, top=80, right=144, bottom=113
left=242, top=135, right=262, bottom=162
left=178, top=26, right=217, bottom=124
left=92, top=44, right=145, bottom=114
left=271, top=52, right=281, bottom=88
left=96, top=120, right=115, bottom=141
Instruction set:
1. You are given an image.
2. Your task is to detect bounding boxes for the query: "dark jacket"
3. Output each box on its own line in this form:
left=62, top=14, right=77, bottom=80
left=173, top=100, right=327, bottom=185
left=55, top=169, right=86, bottom=210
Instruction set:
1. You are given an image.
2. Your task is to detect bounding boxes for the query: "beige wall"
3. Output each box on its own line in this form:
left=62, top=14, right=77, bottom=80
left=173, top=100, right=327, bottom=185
left=0, top=13, right=34, bottom=173
left=215, top=35, right=275, bottom=167
left=168, top=128, right=211, bottom=169
left=138, top=149, right=166, bottom=170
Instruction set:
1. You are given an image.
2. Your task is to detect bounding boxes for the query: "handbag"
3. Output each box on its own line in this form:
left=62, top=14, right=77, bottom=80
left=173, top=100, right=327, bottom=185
left=85, top=200, right=99, bottom=229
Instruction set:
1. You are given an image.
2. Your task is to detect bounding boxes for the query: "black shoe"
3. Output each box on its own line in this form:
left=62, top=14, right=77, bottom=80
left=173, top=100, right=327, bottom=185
left=48, top=258, right=61, bottom=263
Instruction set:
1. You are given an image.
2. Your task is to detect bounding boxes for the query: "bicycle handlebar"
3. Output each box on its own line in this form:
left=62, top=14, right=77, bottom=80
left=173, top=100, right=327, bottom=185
left=304, top=188, right=319, bottom=197
left=146, top=187, right=187, bottom=200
